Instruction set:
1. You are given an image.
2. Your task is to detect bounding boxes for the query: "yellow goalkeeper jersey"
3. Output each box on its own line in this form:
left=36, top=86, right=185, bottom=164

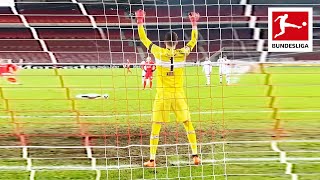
left=138, top=25, right=198, bottom=92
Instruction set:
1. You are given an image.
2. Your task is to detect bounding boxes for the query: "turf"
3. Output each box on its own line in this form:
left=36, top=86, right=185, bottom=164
left=0, top=66, right=319, bottom=180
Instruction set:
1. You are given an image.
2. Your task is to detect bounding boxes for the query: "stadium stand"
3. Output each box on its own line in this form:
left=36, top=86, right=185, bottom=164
left=0, top=0, right=319, bottom=63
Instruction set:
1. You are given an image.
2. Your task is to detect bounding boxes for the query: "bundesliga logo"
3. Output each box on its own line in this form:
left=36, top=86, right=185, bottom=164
left=268, top=7, right=313, bottom=52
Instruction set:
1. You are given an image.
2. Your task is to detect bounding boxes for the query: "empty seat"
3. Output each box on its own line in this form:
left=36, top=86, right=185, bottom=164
left=0, top=40, right=41, bottom=51
left=293, top=52, right=320, bottom=60
left=0, top=52, right=51, bottom=63
left=46, top=40, right=109, bottom=52
left=55, top=52, right=139, bottom=63
left=260, top=28, right=268, bottom=40
left=169, top=6, right=182, bottom=17
left=37, top=28, right=101, bottom=39
left=84, top=4, right=126, bottom=16
left=94, top=16, right=131, bottom=24
left=0, top=7, right=13, bottom=14
left=225, top=51, right=261, bottom=60
left=0, top=15, right=22, bottom=23
left=55, top=52, right=111, bottom=63
left=109, top=46, right=124, bottom=52
left=25, top=16, right=90, bottom=24
left=0, top=28, right=33, bottom=39
left=123, top=30, right=137, bottom=39
left=256, top=16, right=267, bottom=22
left=252, top=5, right=268, bottom=16
left=234, top=29, right=254, bottom=39
left=55, top=52, right=122, bottom=63
left=223, top=5, right=245, bottom=16
left=144, top=8, right=157, bottom=17
left=17, top=3, right=81, bottom=15
left=187, top=52, right=204, bottom=62
left=46, top=39, right=134, bottom=53
left=207, top=5, right=219, bottom=16
left=220, top=40, right=258, bottom=49
left=101, top=29, right=123, bottom=39
left=203, top=44, right=222, bottom=52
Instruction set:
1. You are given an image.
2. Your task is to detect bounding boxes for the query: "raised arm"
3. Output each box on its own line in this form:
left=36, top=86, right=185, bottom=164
left=135, top=9, right=157, bottom=52
left=180, top=12, right=200, bottom=54
left=187, top=12, right=200, bottom=49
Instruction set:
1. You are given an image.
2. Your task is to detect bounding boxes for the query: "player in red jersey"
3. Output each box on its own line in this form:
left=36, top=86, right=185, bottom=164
left=0, top=59, right=22, bottom=84
left=142, top=56, right=156, bottom=90
left=124, top=59, right=132, bottom=74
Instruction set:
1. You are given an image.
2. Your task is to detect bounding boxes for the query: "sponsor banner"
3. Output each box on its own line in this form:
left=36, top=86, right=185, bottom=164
left=21, top=64, right=141, bottom=69
left=268, top=7, right=313, bottom=52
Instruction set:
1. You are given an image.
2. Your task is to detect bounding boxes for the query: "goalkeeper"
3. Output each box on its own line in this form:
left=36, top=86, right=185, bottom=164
left=136, top=9, right=201, bottom=167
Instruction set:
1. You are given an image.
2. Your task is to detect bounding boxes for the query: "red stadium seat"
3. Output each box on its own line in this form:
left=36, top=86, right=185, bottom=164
left=17, top=3, right=81, bottom=15
left=55, top=52, right=112, bottom=63
left=0, top=7, right=13, bottom=14
left=0, top=52, right=51, bottom=62
left=252, top=5, right=268, bottom=16
left=45, top=40, right=110, bottom=52
left=25, top=16, right=90, bottom=24
left=94, top=15, right=131, bottom=24
left=0, top=28, right=33, bottom=39
left=0, top=15, right=22, bottom=23
left=0, top=40, right=42, bottom=51
left=37, top=28, right=102, bottom=39
left=84, top=5, right=126, bottom=16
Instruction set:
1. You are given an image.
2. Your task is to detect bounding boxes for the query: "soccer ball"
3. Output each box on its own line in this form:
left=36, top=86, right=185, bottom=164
left=76, top=93, right=109, bottom=99
left=102, top=94, right=109, bottom=99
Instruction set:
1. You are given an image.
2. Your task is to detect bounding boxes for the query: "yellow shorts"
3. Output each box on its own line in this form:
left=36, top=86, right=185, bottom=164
left=152, top=91, right=191, bottom=122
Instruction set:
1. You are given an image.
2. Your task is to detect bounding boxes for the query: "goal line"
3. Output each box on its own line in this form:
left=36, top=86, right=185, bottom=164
left=0, top=109, right=319, bottom=119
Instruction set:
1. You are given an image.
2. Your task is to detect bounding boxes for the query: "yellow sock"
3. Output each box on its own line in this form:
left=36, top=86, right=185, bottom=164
left=150, top=122, right=161, bottom=160
left=183, top=121, right=198, bottom=155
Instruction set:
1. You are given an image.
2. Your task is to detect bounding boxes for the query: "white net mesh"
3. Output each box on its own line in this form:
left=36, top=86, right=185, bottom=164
left=0, top=0, right=319, bottom=180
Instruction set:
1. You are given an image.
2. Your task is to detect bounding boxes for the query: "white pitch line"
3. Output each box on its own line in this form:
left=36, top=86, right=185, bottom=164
left=26, top=158, right=32, bottom=171
left=91, top=158, right=97, bottom=170
left=271, top=141, right=298, bottom=180
left=2, top=156, right=320, bottom=162
left=170, top=156, right=320, bottom=165
left=0, top=109, right=319, bottom=119
left=95, top=170, right=101, bottom=180
left=0, top=165, right=140, bottom=171
left=0, top=155, right=319, bottom=171
left=30, top=170, right=36, bottom=180
left=22, top=147, right=28, bottom=159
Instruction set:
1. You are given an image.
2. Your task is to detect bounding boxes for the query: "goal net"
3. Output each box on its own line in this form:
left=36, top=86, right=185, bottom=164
left=0, top=0, right=319, bottom=180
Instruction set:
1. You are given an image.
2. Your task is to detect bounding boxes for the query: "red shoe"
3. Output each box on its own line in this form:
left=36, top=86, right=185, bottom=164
left=193, top=155, right=201, bottom=165
left=144, top=160, right=156, bottom=167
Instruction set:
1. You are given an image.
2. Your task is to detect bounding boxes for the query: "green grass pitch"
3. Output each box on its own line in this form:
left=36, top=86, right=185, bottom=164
left=0, top=66, right=319, bottom=180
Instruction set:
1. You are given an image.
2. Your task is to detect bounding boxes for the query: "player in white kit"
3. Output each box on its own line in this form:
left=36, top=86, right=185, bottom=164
left=228, top=60, right=260, bottom=84
left=217, top=55, right=231, bottom=85
left=140, top=57, right=147, bottom=84
left=202, top=57, right=212, bottom=85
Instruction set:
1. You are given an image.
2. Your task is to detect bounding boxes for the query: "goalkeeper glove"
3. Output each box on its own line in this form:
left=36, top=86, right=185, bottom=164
left=135, top=9, right=145, bottom=25
left=189, top=12, right=200, bottom=28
